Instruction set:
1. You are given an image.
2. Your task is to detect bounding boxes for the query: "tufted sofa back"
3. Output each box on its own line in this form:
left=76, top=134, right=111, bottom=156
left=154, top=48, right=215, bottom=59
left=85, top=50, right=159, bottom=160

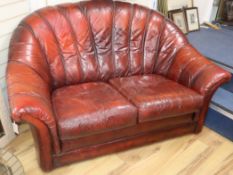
left=9, top=0, right=188, bottom=89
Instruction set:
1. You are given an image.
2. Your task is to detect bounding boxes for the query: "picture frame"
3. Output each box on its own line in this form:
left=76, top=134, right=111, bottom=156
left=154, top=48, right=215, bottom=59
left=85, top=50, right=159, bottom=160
left=185, top=7, right=200, bottom=32
left=169, top=9, right=188, bottom=34
left=226, top=0, right=233, bottom=21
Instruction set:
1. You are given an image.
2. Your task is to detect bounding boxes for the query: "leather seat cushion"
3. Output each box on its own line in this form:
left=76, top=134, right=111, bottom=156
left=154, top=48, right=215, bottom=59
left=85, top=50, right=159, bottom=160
left=52, top=82, right=137, bottom=140
left=110, top=75, right=204, bottom=123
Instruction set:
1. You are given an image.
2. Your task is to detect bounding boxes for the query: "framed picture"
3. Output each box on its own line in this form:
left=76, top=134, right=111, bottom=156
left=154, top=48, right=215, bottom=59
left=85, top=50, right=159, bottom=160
left=169, top=9, right=188, bottom=34
left=226, top=0, right=233, bottom=21
left=158, top=0, right=193, bottom=17
left=185, top=7, right=200, bottom=32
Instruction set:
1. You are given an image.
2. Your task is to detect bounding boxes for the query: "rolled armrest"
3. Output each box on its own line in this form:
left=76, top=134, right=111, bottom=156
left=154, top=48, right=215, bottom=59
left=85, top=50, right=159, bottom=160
left=167, top=44, right=231, bottom=97
left=7, top=61, right=60, bottom=153
left=7, top=61, right=52, bottom=123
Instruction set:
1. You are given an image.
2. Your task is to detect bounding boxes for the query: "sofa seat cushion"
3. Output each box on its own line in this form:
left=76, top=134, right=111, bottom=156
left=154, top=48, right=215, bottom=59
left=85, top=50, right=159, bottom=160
left=110, top=75, right=204, bottom=123
left=52, top=82, right=137, bottom=140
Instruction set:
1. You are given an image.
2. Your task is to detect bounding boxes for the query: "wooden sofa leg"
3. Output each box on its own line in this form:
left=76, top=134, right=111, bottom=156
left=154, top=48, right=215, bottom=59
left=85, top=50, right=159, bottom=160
left=21, top=115, right=54, bottom=172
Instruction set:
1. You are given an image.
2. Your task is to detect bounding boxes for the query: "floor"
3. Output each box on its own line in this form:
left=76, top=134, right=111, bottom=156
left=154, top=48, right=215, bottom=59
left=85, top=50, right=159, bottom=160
left=5, top=125, right=233, bottom=175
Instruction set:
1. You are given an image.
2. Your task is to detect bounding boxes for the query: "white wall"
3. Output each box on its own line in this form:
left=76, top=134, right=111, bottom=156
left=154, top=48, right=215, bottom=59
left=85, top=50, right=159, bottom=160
left=116, top=0, right=154, bottom=8
left=30, top=0, right=156, bottom=11
left=0, top=0, right=30, bottom=93
left=30, top=0, right=46, bottom=11
left=167, top=0, right=193, bottom=10
left=167, top=0, right=214, bottom=23
left=194, top=0, right=214, bottom=23
left=30, top=0, right=214, bottom=23
left=0, top=0, right=30, bottom=145
left=47, top=0, right=154, bottom=8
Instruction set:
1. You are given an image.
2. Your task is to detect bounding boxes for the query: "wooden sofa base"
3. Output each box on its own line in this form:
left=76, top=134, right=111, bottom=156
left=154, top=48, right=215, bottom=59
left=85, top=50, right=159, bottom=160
left=53, top=123, right=196, bottom=168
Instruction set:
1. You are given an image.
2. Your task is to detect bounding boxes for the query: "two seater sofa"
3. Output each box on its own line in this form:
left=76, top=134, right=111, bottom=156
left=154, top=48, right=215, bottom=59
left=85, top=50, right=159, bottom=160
left=6, top=0, right=231, bottom=171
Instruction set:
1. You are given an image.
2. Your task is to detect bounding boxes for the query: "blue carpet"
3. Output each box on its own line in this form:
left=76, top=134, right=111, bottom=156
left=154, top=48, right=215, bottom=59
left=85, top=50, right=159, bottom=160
left=205, top=108, right=233, bottom=141
left=188, top=27, right=233, bottom=141
left=222, top=75, right=233, bottom=93
left=187, top=27, right=233, bottom=69
left=221, top=25, right=233, bottom=31
left=212, top=88, right=233, bottom=114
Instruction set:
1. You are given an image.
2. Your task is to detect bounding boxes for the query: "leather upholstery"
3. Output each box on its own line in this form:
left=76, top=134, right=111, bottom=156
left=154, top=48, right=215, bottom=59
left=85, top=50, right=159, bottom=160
left=8, top=0, right=186, bottom=89
left=6, top=62, right=60, bottom=153
left=167, top=44, right=231, bottom=97
left=61, top=114, right=195, bottom=152
left=52, top=82, right=137, bottom=140
left=110, top=75, right=204, bottom=122
left=6, top=0, right=231, bottom=171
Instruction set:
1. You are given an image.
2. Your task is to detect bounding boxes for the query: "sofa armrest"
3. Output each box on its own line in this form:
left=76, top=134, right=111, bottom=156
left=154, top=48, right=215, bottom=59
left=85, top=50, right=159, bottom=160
left=7, top=61, right=60, bottom=153
left=7, top=61, right=52, bottom=123
left=167, top=44, right=231, bottom=97
left=167, top=44, right=231, bottom=132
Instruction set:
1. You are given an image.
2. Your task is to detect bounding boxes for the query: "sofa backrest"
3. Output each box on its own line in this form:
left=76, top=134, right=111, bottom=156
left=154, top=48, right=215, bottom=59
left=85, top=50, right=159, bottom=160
left=9, top=0, right=188, bottom=89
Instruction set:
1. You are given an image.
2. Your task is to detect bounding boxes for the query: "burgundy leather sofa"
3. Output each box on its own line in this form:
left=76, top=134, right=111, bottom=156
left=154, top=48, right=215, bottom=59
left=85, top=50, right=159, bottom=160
left=7, top=0, right=231, bottom=171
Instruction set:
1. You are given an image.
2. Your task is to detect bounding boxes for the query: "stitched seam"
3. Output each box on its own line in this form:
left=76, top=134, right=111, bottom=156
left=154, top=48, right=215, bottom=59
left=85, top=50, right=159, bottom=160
left=165, top=44, right=187, bottom=76
left=158, top=21, right=189, bottom=75
left=153, top=17, right=166, bottom=72
left=79, top=2, right=101, bottom=79
left=56, top=6, right=84, bottom=82
left=51, top=96, right=62, bottom=137
left=127, top=4, right=134, bottom=76
left=189, top=63, right=214, bottom=88
left=177, top=54, right=207, bottom=84
left=8, top=60, right=49, bottom=86
left=112, top=1, right=116, bottom=78
left=18, top=23, right=52, bottom=86
left=203, top=77, right=230, bottom=98
left=109, top=83, right=138, bottom=110
left=175, top=55, right=197, bottom=82
left=109, top=82, right=139, bottom=123
left=9, top=92, right=50, bottom=107
left=35, top=10, right=68, bottom=85
left=142, top=9, right=152, bottom=74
